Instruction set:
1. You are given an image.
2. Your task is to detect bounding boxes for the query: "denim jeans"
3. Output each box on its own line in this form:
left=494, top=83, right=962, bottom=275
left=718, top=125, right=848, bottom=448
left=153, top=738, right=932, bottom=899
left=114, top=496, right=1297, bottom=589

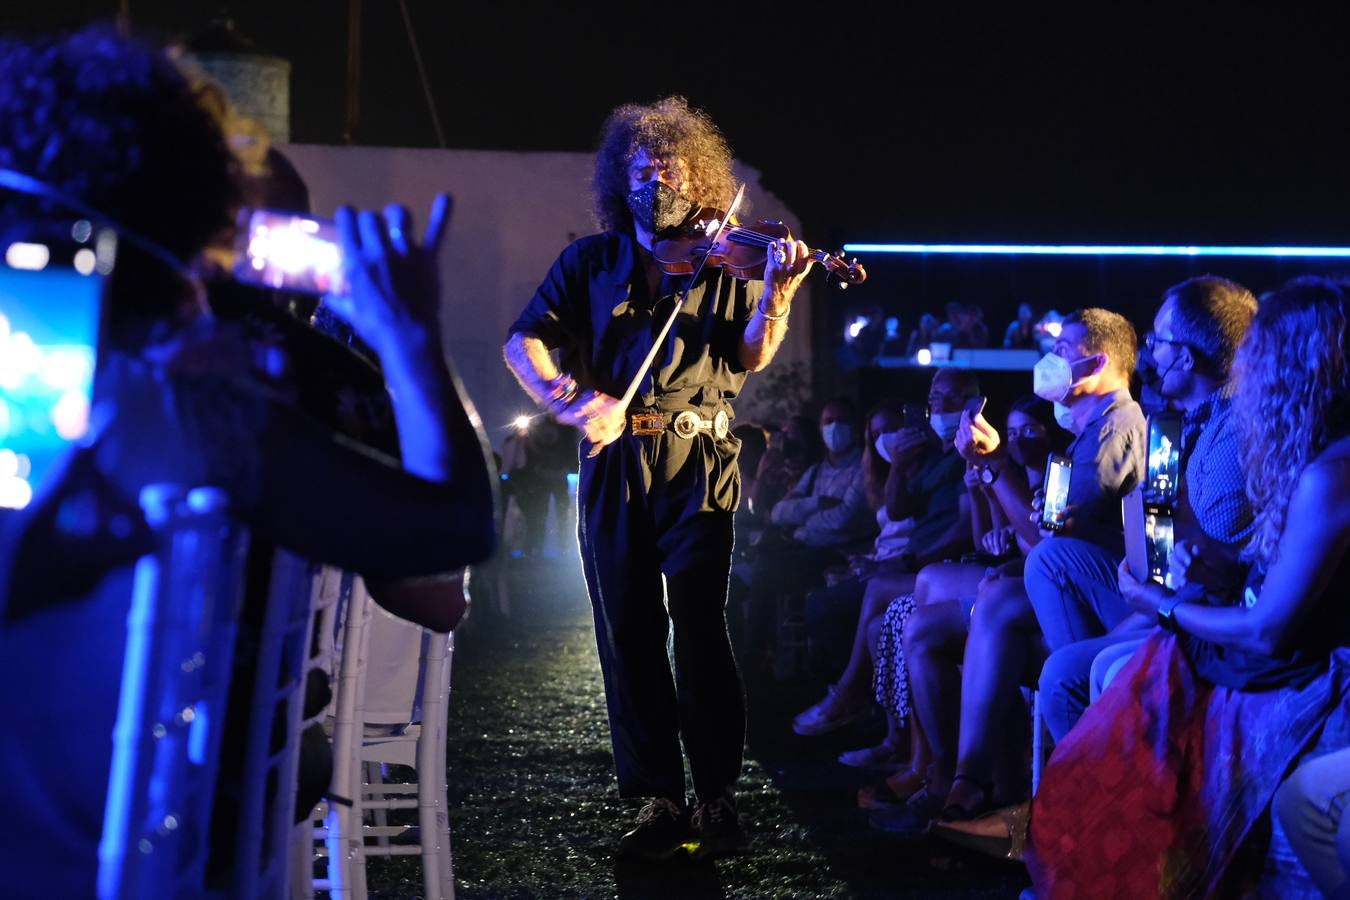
left=1275, top=747, right=1350, bottom=898
left=1038, top=634, right=1148, bottom=742
left=1024, top=536, right=1132, bottom=651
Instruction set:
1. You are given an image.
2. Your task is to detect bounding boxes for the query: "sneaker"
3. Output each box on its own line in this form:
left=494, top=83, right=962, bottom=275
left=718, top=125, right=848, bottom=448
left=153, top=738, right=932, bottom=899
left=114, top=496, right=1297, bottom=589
left=618, top=797, right=691, bottom=861
left=690, top=795, right=750, bottom=859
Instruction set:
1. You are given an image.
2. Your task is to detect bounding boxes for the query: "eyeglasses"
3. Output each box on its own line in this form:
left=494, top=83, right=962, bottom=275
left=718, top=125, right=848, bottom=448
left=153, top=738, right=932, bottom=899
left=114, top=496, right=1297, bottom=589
left=1144, top=331, right=1186, bottom=352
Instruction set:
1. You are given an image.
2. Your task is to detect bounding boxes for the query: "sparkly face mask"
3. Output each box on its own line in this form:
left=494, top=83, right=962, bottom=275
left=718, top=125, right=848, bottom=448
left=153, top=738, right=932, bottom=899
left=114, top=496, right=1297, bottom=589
left=625, top=180, right=693, bottom=235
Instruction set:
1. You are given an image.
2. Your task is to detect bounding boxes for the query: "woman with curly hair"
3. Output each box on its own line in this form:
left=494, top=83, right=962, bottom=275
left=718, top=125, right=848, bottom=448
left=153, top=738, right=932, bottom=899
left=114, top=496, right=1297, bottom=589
left=504, top=96, right=815, bottom=861
left=938, top=277, right=1350, bottom=897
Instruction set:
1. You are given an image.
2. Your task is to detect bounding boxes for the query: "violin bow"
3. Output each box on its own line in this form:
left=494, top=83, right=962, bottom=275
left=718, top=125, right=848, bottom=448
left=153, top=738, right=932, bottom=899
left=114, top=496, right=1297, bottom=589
left=584, top=183, right=747, bottom=458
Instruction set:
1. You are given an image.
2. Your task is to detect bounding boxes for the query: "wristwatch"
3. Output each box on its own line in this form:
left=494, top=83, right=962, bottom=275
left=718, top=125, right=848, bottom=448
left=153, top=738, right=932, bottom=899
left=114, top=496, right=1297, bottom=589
left=1156, top=594, right=1184, bottom=634
left=976, top=463, right=1000, bottom=486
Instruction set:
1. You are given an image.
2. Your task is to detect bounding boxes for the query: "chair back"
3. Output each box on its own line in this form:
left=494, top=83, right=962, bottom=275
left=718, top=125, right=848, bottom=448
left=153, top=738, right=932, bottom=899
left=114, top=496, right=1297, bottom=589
left=97, top=484, right=248, bottom=900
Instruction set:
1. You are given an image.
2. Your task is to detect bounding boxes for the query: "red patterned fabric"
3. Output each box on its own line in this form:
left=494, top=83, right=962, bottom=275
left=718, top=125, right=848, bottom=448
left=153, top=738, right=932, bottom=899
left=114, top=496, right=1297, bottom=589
left=1026, top=634, right=1348, bottom=899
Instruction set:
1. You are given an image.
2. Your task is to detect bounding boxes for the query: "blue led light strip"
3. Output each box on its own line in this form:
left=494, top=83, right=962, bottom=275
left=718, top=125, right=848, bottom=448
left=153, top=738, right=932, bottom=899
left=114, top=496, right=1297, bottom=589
left=841, top=243, right=1350, bottom=258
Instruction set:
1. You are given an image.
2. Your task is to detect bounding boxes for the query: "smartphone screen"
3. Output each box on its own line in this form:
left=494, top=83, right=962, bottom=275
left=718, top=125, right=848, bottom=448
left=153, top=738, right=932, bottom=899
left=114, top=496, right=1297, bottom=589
left=1144, top=413, right=1182, bottom=504
left=1143, top=504, right=1174, bottom=585
left=233, top=208, right=345, bottom=295
left=902, top=403, right=930, bottom=430
left=1040, top=454, right=1072, bottom=531
left=964, top=395, right=988, bottom=419
left=0, top=229, right=112, bottom=510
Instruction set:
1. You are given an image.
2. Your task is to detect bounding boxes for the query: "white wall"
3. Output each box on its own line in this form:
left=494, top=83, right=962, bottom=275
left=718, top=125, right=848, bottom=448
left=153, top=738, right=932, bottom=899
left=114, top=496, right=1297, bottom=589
left=280, top=144, right=814, bottom=450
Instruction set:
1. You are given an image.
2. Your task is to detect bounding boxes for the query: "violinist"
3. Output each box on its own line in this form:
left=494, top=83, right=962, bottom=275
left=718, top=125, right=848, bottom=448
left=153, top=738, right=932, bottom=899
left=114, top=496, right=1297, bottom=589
left=503, top=96, right=813, bottom=861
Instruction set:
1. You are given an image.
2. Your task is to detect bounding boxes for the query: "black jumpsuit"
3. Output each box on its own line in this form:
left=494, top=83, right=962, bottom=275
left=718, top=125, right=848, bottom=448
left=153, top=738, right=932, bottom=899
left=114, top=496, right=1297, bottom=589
left=509, top=231, right=765, bottom=801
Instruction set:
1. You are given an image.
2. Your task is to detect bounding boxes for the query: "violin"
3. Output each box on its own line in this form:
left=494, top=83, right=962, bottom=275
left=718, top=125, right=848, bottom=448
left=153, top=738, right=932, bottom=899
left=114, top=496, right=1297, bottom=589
left=650, top=208, right=867, bottom=289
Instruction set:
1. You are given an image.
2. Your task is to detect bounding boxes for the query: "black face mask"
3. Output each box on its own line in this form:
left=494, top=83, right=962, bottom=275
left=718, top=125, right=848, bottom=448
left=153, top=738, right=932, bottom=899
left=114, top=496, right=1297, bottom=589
left=625, top=181, right=693, bottom=235
left=1008, top=436, right=1052, bottom=472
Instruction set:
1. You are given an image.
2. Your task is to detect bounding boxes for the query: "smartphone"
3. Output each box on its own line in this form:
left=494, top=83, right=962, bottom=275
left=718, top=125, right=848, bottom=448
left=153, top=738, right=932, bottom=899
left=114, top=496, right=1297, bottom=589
left=1040, top=454, right=1072, bottom=531
left=1144, top=413, right=1182, bottom=504
left=233, top=207, right=345, bottom=295
left=964, top=395, right=988, bottom=420
left=0, top=226, right=114, bottom=510
left=1143, top=504, right=1175, bottom=586
left=902, top=402, right=930, bottom=430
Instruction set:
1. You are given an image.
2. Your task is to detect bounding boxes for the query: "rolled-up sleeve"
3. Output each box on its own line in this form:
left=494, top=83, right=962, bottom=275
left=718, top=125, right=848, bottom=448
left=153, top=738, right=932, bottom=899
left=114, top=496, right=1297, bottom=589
left=508, top=245, right=583, bottom=350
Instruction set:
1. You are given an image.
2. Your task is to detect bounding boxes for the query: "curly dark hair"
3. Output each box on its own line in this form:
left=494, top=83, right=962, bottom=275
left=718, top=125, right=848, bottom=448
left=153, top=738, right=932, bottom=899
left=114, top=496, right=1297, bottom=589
left=0, top=26, right=237, bottom=312
left=591, top=96, right=737, bottom=233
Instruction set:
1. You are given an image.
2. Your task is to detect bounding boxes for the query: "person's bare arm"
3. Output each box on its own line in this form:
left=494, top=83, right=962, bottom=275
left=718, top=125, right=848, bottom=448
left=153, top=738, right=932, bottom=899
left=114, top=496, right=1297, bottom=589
left=1120, top=455, right=1349, bottom=655
left=739, top=238, right=812, bottom=371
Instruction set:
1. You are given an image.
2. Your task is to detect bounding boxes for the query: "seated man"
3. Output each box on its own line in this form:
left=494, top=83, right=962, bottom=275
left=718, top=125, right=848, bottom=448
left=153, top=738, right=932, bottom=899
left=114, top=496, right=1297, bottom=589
left=1035, top=279, right=1258, bottom=741
left=1017, top=308, right=1148, bottom=732
left=739, top=396, right=875, bottom=664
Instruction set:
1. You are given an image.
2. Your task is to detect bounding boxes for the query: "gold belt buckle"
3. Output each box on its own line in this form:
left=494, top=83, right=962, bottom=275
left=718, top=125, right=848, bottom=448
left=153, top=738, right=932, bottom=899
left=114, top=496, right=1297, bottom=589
left=630, top=411, right=665, bottom=436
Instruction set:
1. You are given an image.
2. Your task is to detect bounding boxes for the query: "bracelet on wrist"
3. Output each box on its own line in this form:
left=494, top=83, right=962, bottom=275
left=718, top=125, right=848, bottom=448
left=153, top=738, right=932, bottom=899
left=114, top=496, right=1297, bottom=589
left=545, top=374, right=579, bottom=411
left=757, top=296, right=790, bottom=321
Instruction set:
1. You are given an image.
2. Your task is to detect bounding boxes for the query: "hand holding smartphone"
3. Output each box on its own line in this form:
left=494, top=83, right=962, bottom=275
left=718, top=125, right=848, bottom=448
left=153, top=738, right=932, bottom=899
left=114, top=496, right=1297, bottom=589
left=964, top=395, right=988, bottom=421
left=1039, top=454, right=1072, bottom=532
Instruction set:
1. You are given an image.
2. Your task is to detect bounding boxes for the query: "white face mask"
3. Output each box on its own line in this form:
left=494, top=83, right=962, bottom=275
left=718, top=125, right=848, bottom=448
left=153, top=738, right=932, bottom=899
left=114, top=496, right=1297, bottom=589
left=930, top=411, right=962, bottom=442
left=874, top=430, right=899, bottom=463
left=822, top=422, right=854, bottom=453
left=1053, top=402, right=1076, bottom=432
left=1033, top=351, right=1103, bottom=403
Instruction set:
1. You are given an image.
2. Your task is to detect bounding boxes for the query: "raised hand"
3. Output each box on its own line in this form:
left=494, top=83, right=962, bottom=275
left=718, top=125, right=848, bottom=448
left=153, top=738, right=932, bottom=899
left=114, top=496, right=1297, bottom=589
left=325, top=193, right=453, bottom=356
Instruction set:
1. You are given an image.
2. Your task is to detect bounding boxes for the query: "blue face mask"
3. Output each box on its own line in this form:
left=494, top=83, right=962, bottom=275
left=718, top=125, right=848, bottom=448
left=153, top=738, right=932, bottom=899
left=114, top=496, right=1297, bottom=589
left=929, top=411, right=962, bottom=442
left=821, top=422, right=853, bottom=453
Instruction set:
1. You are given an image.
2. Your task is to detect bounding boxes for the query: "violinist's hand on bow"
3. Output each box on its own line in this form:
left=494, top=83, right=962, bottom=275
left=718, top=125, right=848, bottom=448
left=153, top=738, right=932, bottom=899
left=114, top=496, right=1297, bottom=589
left=557, top=390, right=627, bottom=449
left=763, top=237, right=814, bottom=311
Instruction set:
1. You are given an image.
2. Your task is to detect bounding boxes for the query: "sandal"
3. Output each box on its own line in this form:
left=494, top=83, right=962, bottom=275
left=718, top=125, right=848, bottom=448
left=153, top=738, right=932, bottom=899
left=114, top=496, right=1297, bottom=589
left=939, top=773, right=995, bottom=822
left=791, top=684, right=872, bottom=736
left=857, top=767, right=925, bottom=810
left=929, top=800, right=1031, bottom=861
left=837, top=742, right=907, bottom=771
left=868, top=780, right=946, bottom=833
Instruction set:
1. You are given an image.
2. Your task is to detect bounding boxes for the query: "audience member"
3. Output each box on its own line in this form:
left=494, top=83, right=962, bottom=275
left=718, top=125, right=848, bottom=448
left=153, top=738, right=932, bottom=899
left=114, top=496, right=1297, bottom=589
left=1275, top=746, right=1350, bottom=897
left=876, top=396, right=1068, bottom=826
left=793, top=399, right=910, bottom=718
left=906, top=313, right=941, bottom=355
left=750, top=413, right=823, bottom=520
left=741, top=397, right=875, bottom=664
left=938, top=277, right=1349, bottom=898
left=1035, top=277, right=1258, bottom=742
left=1002, top=303, right=1038, bottom=349
left=790, top=371, right=977, bottom=759
left=0, top=28, right=495, bottom=898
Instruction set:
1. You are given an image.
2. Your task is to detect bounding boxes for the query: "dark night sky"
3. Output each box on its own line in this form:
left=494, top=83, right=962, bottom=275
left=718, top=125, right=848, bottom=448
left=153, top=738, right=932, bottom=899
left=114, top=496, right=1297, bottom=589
left=11, top=4, right=1350, bottom=255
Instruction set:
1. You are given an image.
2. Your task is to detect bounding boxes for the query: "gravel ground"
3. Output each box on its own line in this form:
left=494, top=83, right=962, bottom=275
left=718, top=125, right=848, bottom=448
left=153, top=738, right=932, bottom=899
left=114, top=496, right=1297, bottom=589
left=365, top=554, right=1030, bottom=899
